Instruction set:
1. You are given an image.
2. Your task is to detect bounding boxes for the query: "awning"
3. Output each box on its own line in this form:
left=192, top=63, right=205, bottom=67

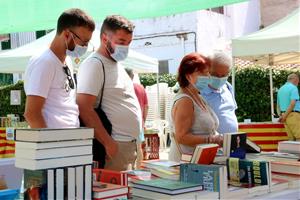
left=0, top=0, right=247, bottom=34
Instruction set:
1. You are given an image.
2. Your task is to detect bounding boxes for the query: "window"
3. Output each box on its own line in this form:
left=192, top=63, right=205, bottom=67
left=1, top=34, right=11, bottom=50
left=159, top=60, right=169, bottom=74
left=209, top=7, right=224, bottom=14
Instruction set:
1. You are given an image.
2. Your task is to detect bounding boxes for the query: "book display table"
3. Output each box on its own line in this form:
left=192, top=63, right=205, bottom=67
left=238, top=122, right=288, bottom=151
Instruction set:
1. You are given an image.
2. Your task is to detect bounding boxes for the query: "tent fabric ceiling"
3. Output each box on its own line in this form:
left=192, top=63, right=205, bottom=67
left=232, top=8, right=300, bottom=63
left=0, top=0, right=247, bottom=34
left=0, top=30, right=158, bottom=73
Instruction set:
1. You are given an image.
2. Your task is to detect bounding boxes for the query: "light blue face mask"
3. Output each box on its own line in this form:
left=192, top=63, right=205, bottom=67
left=66, top=44, right=88, bottom=58
left=195, top=76, right=210, bottom=91
left=111, top=44, right=129, bottom=61
left=209, top=76, right=228, bottom=90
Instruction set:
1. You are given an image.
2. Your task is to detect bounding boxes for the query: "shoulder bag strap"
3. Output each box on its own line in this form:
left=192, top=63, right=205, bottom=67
left=92, top=57, right=105, bottom=107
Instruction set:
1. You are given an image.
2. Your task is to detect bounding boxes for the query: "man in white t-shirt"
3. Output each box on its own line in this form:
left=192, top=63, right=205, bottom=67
left=77, top=15, right=142, bottom=171
left=24, top=9, right=95, bottom=128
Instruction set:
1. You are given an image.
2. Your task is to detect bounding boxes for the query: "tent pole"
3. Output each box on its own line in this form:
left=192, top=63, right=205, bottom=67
left=156, top=72, right=160, bottom=119
left=269, top=54, right=274, bottom=122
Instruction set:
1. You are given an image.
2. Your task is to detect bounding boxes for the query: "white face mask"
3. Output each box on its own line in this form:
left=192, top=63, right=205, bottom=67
left=66, top=44, right=88, bottom=58
left=110, top=44, right=129, bottom=61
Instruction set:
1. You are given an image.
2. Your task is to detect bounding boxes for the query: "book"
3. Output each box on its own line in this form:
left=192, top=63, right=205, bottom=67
left=190, top=143, right=219, bottom=164
left=15, top=154, right=93, bottom=170
left=246, top=138, right=261, bottom=153
left=67, top=167, right=75, bottom=200
left=227, top=158, right=271, bottom=188
left=270, top=177, right=289, bottom=192
left=132, top=187, right=200, bottom=200
left=56, top=168, right=64, bottom=200
left=149, top=167, right=179, bottom=181
left=223, top=132, right=247, bottom=159
left=180, top=153, right=192, bottom=162
left=278, top=141, right=300, bottom=154
left=132, top=178, right=203, bottom=195
left=93, top=169, right=128, bottom=186
left=271, top=160, right=300, bottom=175
left=93, top=182, right=128, bottom=199
left=15, top=139, right=92, bottom=149
left=24, top=170, right=48, bottom=200
left=15, top=128, right=94, bottom=142
left=84, top=165, right=92, bottom=200
left=15, top=145, right=92, bottom=159
left=180, top=163, right=228, bottom=198
left=76, top=166, right=84, bottom=200
left=271, top=172, right=300, bottom=189
left=141, top=160, right=180, bottom=170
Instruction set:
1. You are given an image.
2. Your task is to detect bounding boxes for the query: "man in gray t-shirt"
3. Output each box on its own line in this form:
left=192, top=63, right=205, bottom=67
left=77, top=15, right=142, bottom=171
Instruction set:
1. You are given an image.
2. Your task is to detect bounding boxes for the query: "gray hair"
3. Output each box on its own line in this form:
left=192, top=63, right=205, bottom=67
left=287, top=73, right=299, bottom=81
left=210, top=51, right=232, bottom=69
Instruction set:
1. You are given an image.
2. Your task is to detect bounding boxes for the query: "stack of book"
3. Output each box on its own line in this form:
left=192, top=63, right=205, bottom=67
left=278, top=141, right=300, bottom=154
left=141, top=160, right=180, bottom=180
left=132, top=178, right=206, bottom=200
left=93, top=182, right=129, bottom=200
left=15, top=128, right=94, bottom=199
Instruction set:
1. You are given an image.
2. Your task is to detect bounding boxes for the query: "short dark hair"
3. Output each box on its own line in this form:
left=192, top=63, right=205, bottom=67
left=177, top=53, right=210, bottom=88
left=100, top=15, right=134, bottom=35
left=56, top=8, right=95, bottom=34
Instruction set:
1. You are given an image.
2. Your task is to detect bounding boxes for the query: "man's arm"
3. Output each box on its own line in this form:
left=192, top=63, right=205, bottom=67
left=77, top=93, right=118, bottom=158
left=24, top=95, right=47, bottom=128
left=279, top=100, right=296, bottom=123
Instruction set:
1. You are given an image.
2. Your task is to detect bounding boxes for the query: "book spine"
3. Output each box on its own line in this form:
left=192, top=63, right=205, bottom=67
left=47, top=169, right=54, bottom=200
left=84, top=165, right=92, bottom=200
left=76, top=166, right=84, bottom=199
left=56, top=168, right=64, bottom=199
left=67, top=167, right=76, bottom=200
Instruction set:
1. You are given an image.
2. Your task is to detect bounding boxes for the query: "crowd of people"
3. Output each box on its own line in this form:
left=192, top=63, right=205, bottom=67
left=23, top=8, right=299, bottom=172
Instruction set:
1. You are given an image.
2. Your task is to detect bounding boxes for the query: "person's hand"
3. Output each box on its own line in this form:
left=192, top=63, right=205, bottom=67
left=278, top=113, right=287, bottom=123
left=105, top=139, right=118, bottom=160
left=209, top=135, right=223, bottom=147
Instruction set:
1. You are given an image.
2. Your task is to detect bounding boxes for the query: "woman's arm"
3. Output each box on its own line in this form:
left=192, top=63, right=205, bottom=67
left=173, top=97, right=208, bottom=147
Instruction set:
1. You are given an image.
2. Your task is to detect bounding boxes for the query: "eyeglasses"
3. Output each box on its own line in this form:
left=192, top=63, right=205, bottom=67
left=63, top=65, right=75, bottom=92
left=70, top=30, right=89, bottom=46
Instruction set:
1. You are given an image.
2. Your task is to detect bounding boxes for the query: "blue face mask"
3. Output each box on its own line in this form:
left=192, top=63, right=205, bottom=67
left=195, top=76, right=210, bottom=91
left=210, top=76, right=228, bottom=89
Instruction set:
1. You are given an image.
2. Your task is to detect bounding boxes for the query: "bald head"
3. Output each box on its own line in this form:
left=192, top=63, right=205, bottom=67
left=287, top=73, right=299, bottom=86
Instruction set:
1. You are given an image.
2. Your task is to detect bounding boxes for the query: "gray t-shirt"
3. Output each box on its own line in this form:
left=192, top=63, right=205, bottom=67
left=77, top=52, right=142, bottom=141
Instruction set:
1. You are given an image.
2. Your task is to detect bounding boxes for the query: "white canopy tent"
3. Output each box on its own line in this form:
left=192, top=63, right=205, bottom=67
left=232, top=8, right=300, bottom=121
left=0, top=30, right=158, bottom=73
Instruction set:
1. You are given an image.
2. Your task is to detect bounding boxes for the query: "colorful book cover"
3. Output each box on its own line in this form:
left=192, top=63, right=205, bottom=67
left=23, top=169, right=48, bottom=200
left=227, top=158, right=269, bottom=187
left=93, top=169, right=128, bottom=186
left=195, top=144, right=219, bottom=165
left=229, top=133, right=247, bottom=159
left=180, top=163, right=223, bottom=192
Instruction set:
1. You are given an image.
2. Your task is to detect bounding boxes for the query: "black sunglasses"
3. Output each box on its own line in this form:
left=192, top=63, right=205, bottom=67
left=63, top=66, right=75, bottom=90
left=70, top=30, right=88, bottom=46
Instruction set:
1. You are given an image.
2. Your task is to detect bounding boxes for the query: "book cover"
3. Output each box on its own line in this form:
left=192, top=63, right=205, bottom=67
left=84, top=165, right=92, bottom=200
left=93, top=182, right=128, bottom=199
left=15, top=128, right=94, bottom=142
left=93, top=169, right=128, bottom=186
left=55, top=168, right=64, bottom=200
left=246, top=138, right=261, bottom=153
left=76, top=166, right=84, bottom=200
left=227, top=158, right=270, bottom=187
left=141, top=160, right=180, bottom=169
left=191, top=144, right=219, bottom=165
left=23, top=169, right=48, bottom=200
left=66, top=167, right=75, bottom=200
left=133, top=178, right=203, bottom=195
left=224, top=132, right=247, bottom=159
left=180, top=153, right=192, bottom=163
left=180, top=163, right=226, bottom=193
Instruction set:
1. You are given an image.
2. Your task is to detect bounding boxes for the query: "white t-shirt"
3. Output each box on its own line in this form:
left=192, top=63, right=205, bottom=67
left=77, top=52, right=142, bottom=141
left=24, top=49, right=79, bottom=128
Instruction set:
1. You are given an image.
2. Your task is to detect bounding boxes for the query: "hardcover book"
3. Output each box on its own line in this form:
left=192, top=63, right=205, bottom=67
left=223, top=132, right=247, bottom=159
left=93, top=169, right=128, bottom=186
left=190, top=143, right=219, bottom=165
